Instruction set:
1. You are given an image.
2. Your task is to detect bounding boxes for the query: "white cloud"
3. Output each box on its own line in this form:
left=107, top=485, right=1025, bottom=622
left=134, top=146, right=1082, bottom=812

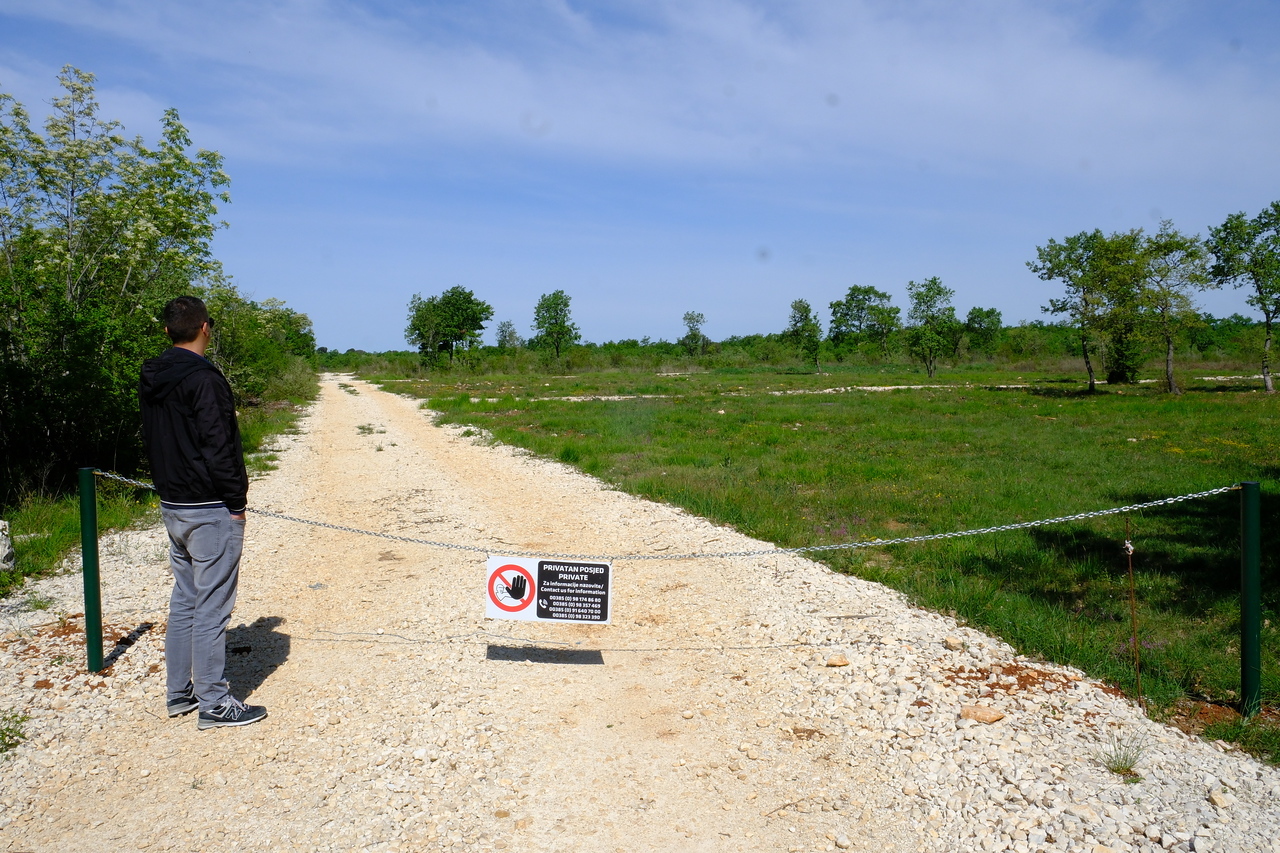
left=3, top=0, right=1276, bottom=184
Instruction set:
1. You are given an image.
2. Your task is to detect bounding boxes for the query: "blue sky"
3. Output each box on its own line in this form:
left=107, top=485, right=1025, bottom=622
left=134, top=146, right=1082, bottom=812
left=2, top=1, right=1278, bottom=351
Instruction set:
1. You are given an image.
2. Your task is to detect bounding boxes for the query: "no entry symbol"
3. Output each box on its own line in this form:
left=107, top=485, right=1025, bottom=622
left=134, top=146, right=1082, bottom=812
left=488, top=564, right=535, bottom=613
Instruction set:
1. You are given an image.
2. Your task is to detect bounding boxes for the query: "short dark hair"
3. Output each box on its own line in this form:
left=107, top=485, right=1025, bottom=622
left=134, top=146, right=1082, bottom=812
left=162, top=296, right=211, bottom=344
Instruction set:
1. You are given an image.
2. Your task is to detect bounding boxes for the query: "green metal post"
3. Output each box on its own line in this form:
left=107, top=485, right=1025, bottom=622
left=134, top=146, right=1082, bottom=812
left=1240, top=481, right=1261, bottom=719
left=78, top=468, right=103, bottom=673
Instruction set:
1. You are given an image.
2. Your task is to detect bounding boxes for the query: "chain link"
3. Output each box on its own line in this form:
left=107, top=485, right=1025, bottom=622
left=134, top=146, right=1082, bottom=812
left=93, top=469, right=1238, bottom=562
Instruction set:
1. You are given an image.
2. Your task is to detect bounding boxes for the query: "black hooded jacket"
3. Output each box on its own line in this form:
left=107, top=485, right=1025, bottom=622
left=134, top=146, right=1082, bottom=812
left=139, top=347, right=248, bottom=512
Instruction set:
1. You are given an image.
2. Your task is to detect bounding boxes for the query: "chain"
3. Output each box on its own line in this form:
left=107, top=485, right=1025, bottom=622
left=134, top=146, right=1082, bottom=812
left=93, top=469, right=1238, bottom=562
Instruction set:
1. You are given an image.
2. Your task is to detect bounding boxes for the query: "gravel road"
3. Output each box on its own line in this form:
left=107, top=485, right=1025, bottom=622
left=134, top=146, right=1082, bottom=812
left=1, top=374, right=1277, bottom=853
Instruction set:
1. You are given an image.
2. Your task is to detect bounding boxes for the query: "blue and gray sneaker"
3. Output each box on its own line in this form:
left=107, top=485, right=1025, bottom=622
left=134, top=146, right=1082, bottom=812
left=166, top=687, right=199, bottom=718
left=197, top=696, right=268, bottom=730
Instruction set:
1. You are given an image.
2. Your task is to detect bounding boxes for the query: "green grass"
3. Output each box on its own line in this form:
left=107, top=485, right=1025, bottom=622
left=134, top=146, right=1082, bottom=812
left=1204, top=717, right=1280, bottom=764
left=385, top=365, right=1279, bottom=758
left=1, top=483, right=159, bottom=598
left=0, top=709, right=28, bottom=755
left=237, top=358, right=319, bottom=475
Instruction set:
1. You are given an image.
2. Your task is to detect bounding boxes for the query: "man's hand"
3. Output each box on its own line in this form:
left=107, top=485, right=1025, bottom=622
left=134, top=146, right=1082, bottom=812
left=230, top=511, right=246, bottom=521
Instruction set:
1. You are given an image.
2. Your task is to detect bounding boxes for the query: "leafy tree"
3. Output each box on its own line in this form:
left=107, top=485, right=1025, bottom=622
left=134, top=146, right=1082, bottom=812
left=1030, top=229, right=1149, bottom=388
left=904, top=277, right=958, bottom=378
left=405, top=293, right=443, bottom=361
left=531, top=289, right=580, bottom=358
left=1091, top=229, right=1148, bottom=385
left=405, top=285, right=493, bottom=365
left=1139, top=222, right=1212, bottom=394
left=828, top=285, right=899, bottom=361
left=201, top=287, right=315, bottom=404
left=784, top=299, right=822, bottom=370
left=679, top=311, right=707, bottom=356
left=0, top=67, right=236, bottom=497
left=1207, top=203, right=1280, bottom=392
left=1029, top=231, right=1105, bottom=391
left=495, top=319, right=522, bottom=350
left=963, top=307, right=1003, bottom=357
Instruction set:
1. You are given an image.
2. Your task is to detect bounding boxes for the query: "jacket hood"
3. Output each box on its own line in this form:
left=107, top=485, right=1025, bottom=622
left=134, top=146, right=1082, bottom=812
left=140, top=348, right=217, bottom=404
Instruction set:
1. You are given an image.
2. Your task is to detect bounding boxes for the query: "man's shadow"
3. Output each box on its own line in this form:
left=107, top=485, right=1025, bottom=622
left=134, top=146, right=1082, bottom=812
left=224, top=616, right=290, bottom=699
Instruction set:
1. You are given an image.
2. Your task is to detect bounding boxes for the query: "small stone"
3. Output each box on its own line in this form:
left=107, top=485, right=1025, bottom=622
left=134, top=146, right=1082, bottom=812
left=1066, top=803, right=1099, bottom=822
left=959, top=705, right=1005, bottom=724
left=0, top=520, right=13, bottom=572
left=835, top=835, right=852, bottom=850
left=825, top=654, right=849, bottom=667
left=943, top=636, right=964, bottom=651
left=681, top=710, right=694, bottom=719
left=494, top=810, right=510, bottom=818
left=1208, top=790, right=1232, bottom=808
left=327, top=715, right=340, bottom=726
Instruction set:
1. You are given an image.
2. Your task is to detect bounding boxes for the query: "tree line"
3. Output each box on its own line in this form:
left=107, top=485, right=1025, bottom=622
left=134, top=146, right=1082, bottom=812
left=0, top=68, right=314, bottom=503
left=394, top=214, right=1275, bottom=391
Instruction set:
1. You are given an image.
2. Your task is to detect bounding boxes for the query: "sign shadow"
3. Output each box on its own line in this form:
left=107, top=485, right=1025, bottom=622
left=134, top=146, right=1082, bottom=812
left=485, top=644, right=604, bottom=665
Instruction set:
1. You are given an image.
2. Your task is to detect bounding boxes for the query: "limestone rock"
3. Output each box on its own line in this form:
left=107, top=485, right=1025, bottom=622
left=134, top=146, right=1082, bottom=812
left=825, top=654, right=850, bottom=667
left=0, top=520, right=13, bottom=572
left=1208, top=790, right=1233, bottom=808
left=959, top=705, right=1005, bottom=724
left=943, top=636, right=964, bottom=651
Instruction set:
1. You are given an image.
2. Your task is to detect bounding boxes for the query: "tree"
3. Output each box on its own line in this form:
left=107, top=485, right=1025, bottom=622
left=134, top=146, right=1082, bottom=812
left=1029, top=231, right=1105, bottom=391
left=404, top=293, right=443, bottom=361
left=1139, top=222, right=1212, bottom=394
left=1030, top=229, right=1148, bottom=389
left=964, top=307, right=1003, bottom=357
left=405, top=285, right=493, bottom=365
left=679, top=311, right=707, bottom=356
left=904, top=277, right=958, bottom=378
left=495, top=319, right=522, bottom=350
left=784, top=299, right=822, bottom=370
left=1091, top=229, right=1148, bottom=385
left=531, top=290, right=580, bottom=358
left=0, top=67, right=235, bottom=497
left=1207, top=203, right=1280, bottom=393
left=828, top=285, right=899, bottom=361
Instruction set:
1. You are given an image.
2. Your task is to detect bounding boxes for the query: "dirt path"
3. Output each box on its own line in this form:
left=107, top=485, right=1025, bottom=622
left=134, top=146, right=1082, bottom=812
left=3, top=375, right=1277, bottom=853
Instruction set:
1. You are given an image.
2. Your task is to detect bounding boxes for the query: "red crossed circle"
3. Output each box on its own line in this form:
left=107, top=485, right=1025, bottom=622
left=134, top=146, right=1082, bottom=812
left=488, top=564, right=536, bottom=612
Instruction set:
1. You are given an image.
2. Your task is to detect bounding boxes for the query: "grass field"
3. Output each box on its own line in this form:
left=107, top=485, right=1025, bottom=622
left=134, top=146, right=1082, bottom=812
left=363, top=361, right=1279, bottom=760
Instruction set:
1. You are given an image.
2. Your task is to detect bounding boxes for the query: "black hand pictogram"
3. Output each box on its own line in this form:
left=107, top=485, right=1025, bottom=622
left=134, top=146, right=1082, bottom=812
left=505, top=574, right=527, bottom=601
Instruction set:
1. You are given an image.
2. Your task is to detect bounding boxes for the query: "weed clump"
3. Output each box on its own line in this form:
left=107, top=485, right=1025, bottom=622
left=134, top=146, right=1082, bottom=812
left=1096, top=730, right=1148, bottom=781
left=0, top=710, right=29, bottom=755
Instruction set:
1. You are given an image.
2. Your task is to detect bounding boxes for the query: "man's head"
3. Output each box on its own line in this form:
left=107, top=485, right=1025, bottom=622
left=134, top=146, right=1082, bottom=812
left=162, top=296, right=212, bottom=345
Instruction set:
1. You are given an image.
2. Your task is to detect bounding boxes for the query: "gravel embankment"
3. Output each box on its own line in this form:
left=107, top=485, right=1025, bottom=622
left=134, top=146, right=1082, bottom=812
left=1, top=374, right=1276, bottom=853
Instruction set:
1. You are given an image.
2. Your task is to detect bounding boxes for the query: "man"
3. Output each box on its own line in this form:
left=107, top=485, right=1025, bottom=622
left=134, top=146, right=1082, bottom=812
left=140, top=296, right=267, bottom=730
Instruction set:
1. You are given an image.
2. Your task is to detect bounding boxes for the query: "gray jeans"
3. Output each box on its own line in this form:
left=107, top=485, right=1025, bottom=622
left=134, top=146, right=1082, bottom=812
left=160, top=504, right=243, bottom=710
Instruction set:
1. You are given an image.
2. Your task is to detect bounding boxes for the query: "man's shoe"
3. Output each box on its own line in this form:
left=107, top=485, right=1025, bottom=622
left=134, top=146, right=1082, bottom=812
left=166, top=689, right=199, bottom=718
left=197, top=696, right=267, bottom=730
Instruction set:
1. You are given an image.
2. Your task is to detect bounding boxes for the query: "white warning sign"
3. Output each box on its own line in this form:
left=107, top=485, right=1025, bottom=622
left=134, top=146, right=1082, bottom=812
left=485, top=556, right=611, bottom=623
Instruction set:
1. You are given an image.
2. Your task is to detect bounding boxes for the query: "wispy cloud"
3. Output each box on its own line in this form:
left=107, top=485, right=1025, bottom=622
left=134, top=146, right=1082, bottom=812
left=4, top=0, right=1276, bottom=182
